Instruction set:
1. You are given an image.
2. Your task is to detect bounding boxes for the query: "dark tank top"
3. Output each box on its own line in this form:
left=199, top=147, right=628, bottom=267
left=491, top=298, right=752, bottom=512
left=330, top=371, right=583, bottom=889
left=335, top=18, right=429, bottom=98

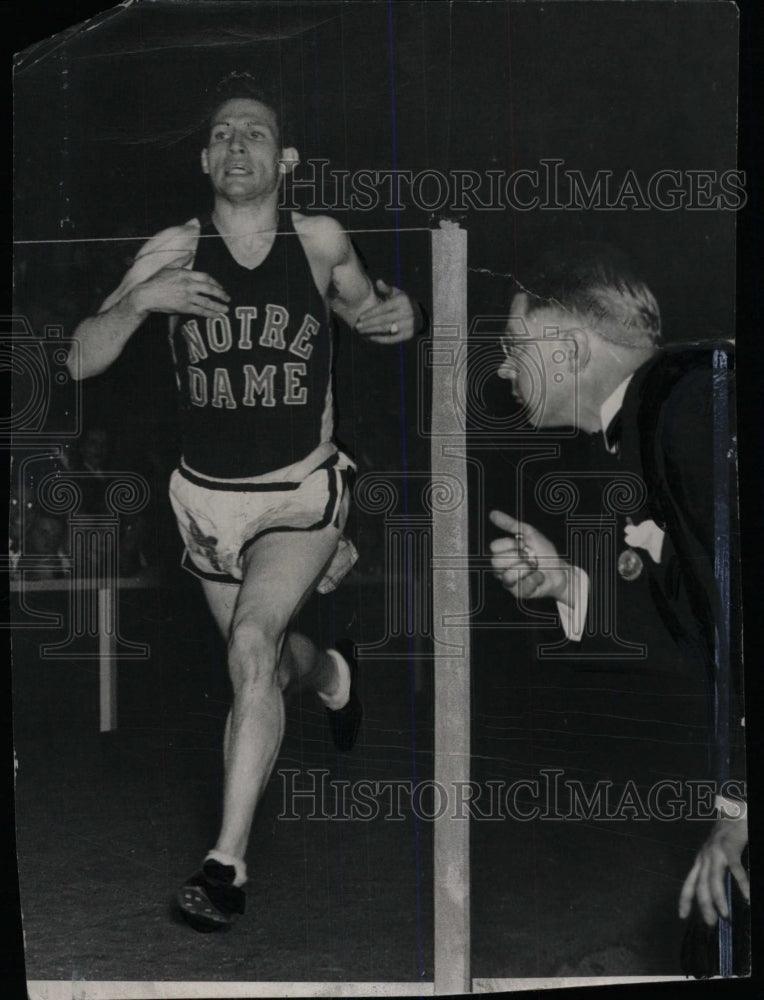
left=171, top=212, right=334, bottom=478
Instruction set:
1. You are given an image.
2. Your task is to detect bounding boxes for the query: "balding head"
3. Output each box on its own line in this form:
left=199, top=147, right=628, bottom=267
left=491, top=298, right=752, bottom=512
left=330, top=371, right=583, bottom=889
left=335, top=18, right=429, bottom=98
left=519, top=242, right=662, bottom=351
left=500, top=244, right=662, bottom=433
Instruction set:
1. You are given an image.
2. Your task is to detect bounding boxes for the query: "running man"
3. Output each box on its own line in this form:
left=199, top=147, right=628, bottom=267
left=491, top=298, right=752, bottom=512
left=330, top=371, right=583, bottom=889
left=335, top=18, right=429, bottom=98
left=67, top=72, right=424, bottom=931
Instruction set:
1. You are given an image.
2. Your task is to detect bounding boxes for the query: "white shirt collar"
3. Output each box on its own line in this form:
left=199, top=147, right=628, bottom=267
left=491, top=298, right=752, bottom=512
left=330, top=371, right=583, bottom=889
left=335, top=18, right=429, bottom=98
left=599, top=374, right=634, bottom=442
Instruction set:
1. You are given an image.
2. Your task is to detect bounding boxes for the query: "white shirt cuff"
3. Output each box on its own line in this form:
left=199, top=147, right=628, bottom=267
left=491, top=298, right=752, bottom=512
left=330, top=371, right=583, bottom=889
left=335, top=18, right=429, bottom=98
left=556, top=566, right=589, bottom=642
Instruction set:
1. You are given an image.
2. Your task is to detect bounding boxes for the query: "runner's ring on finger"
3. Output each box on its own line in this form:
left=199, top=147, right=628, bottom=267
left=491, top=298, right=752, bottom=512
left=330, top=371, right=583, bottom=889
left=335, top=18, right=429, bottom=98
left=390, top=322, right=399, bottom=335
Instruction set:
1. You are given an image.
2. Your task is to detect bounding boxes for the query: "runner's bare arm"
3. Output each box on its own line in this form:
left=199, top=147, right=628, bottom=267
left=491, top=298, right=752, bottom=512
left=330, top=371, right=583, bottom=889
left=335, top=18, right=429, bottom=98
left=304, top=216, right=422, bottom=344
left=67, top=220, right=230, bottom=381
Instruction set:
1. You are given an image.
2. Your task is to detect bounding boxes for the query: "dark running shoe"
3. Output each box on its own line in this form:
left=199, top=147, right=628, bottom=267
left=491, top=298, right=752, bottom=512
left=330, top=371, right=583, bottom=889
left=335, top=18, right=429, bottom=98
left=326, top=639, right=363, bottom=752
left=177, top=859, right=246, bottom=932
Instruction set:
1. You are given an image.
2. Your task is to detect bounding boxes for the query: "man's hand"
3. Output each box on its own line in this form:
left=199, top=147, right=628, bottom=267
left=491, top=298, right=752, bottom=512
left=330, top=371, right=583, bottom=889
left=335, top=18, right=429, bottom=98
left=354, top=280, right=423, bottom=343
left=130, top=255, right=230, bottom=319
left=678, top=813, right=749, bottom=926
left=489, top=509, right=573, bottom=604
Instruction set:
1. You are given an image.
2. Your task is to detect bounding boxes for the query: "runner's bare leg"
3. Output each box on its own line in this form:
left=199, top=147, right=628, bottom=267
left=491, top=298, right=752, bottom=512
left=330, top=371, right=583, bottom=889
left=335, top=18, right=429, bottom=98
left=202, top=591, right=342, bottom=767
left=200, top=523, right=343, bottom=860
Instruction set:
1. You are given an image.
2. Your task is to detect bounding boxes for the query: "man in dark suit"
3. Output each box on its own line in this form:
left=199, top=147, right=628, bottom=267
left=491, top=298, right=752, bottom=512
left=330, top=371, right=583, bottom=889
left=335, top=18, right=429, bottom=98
left=488, top=243, right=747, bottom=964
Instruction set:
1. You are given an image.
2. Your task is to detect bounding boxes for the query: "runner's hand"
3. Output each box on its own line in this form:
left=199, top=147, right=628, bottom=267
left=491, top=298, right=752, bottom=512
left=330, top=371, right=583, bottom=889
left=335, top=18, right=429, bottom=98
left=130, top=254, right=230, bottom=318
left=355, top=279, right=423, bottom=343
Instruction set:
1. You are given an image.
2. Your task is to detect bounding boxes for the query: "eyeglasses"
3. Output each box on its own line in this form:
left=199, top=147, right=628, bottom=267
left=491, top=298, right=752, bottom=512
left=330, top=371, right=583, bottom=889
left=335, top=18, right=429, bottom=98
left=500, top=327, right=583, bottom=362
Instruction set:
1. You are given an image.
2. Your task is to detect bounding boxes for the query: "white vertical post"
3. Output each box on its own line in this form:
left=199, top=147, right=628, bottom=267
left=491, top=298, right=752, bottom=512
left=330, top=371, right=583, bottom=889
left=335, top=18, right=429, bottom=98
left=98, top=583, right=117, bottom=732
left=431, top=221, right=470, bottom=995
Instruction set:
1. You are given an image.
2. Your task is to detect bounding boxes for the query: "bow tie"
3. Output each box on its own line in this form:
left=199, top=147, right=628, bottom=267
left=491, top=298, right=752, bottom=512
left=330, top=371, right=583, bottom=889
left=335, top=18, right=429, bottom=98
left=603, top=412, right=623, bottom=454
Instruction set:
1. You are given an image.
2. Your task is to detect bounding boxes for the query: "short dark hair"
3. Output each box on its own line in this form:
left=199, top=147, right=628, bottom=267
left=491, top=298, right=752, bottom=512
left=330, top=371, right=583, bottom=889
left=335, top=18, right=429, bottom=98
left=517, top=242, right=661, bottom=348
left=202, top=71, right=295, bottom=148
